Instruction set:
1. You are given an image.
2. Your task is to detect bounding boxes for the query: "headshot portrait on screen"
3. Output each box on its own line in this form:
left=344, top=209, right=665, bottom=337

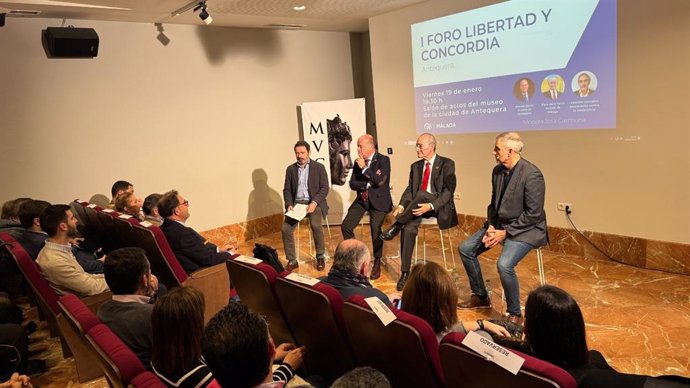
left=572, top=71, right=597, bottom=98
left=541, top=75, right=564, bottom=100
left=513, top=78, right=535, bottom=102
left=327, top=114, right=354, bottom=186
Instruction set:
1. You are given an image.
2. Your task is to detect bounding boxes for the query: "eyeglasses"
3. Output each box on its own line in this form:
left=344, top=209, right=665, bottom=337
left=178, top=200, right=190, bottom=207
left=415, top=143, right=429, bottom=149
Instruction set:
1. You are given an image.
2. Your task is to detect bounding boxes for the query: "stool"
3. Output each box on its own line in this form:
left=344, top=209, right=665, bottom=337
left=413, top=217, right=457, bottom=272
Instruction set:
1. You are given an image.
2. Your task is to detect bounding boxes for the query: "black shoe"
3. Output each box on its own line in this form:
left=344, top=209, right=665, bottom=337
left=370, top=258, right=382, bottom=280
left=316, top=257, right=325, bottom=271
left=285, top=261, right=299, bottom=273
left=380, top=223, right=402, bottom=241
left=396, top=272, right=409, bottom=291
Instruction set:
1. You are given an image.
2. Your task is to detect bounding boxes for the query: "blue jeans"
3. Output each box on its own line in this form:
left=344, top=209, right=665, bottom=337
left=459, top=228, right=534, bottom=316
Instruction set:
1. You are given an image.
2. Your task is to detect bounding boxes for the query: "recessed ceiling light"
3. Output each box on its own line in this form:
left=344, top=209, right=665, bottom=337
left=293, top=5, right=306, bottom=11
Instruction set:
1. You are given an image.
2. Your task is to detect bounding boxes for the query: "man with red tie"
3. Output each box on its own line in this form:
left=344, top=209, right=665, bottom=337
left=380, top=133, right=458, bottom=290
left=341, top=134, right=393, bottom=280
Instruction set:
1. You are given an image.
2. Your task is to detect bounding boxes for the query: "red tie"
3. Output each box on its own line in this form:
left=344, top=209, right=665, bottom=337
left=361, top=159, right=370, bottom=202
left=421, top=162, right=431, bottom=191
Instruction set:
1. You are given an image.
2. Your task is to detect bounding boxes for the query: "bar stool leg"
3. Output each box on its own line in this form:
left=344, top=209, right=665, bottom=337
left=537, top=247, right=545, bottom=286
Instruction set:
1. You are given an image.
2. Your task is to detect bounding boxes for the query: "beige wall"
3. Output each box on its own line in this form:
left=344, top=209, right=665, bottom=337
left=369, top=0, right=690, bottom=244
left=0, top=18, right=354, bottom=231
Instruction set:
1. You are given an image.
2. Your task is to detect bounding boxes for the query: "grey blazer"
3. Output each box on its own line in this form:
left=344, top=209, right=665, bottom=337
left=283, top=159, right=329, bottom=217
left=486, top=158, right=548, bottom=247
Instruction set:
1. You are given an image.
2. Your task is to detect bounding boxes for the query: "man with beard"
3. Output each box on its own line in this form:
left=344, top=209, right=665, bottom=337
left=36, top=205, right=109, bottom=297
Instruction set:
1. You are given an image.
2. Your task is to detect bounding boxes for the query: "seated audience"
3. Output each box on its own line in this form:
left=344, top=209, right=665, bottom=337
left=109, top=180, right=134, bottom=208
left=202, top=303, right=306, bottom=388
left=158, top=190, right=233, bottom=273
left=400, top=262, right=509, bottom=341
left=35, top=205, right=108, bottom=296
left=152, top=286, right=212, bottom=387
left=114, top=191, right=143, bottom=221
left=321, top=239, right=391, bottom=305
left=98, top=247, right=158, bottom=369
left=142, top=193, right=163, bottom=226
left=330, top=367, right=391, bottom=388
left=1, top=198, right=31, bottom=231
left=522, top=285, right=690, bottom=388
left=17, top=200, right=104, bottom=273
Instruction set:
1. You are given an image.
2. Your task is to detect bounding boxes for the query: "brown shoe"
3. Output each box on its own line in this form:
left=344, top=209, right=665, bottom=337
left=507, top=314, right=523, bottom=326
left=370, top=258, right=382, bottom=280
left=316, top=257, right=325, bottom=271
left=285, top=261, right=299, bottom=273
left=457, top=295, right=492, bottom=309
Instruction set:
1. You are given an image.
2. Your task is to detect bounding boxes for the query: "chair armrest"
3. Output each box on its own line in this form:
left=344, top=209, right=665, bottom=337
left=81, top=291, right=113, bottom=313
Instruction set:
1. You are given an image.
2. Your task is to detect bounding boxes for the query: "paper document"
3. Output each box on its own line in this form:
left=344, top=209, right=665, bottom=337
left=285, top=203, right=308, bottom=221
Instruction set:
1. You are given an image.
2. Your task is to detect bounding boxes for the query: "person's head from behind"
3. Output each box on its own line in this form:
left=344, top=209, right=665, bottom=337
left=2, top=197, right=32, bottom=221
left=103, top=247, right=151, bottom=296
left=157, top=190, right=190, bottom=222
left=18, top=200, right=51, bottom=231
left=293, top=140, right=311, bottom=167
left=111, top=180, right=133, bottom=200
left=40, top=204, right=78, bottom=239
left=152, top=286, right=205, bottom=375
left=332, top=239, right=370, bottom=277
left=331, top=366, right=391, bottom=388
left=524, top=285, right=588, bottom=368
left=114, top=191, right=141, bottom=216
left=401, top=262, right=458, bottom=334
left=327, top=114, right=353, bottom=185
left=202, top=303, right=274, bottom=388
left=142, top=193, right=161, bottom=217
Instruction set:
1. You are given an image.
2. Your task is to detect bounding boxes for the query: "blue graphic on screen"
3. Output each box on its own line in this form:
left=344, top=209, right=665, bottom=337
left=411, top=0, right=616, bottom=134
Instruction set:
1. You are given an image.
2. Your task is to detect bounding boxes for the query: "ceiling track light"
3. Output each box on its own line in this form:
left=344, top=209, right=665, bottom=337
left=193, top=1, right=213, bottom=25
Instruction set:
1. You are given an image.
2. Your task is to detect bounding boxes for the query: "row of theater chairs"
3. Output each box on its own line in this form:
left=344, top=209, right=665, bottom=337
left=71, top=200, right=232, bottom=323
left=226, top=257, right=577, bottom=388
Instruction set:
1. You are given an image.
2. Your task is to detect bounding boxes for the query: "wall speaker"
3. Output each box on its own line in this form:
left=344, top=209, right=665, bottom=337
left=42, top=27, right=99, bottom=58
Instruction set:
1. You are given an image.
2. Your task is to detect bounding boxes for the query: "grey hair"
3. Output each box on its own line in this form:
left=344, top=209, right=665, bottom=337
left=332, top=240, right=370, bottom=274
left=331, top=366, right=391, bottom=388
left=496, top=132, right=524, bottom=153
left=419, top=133, right=437, bottom=150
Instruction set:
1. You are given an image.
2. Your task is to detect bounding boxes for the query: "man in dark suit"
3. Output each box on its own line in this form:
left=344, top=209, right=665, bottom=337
left=341, top=135, right=392, bottom=280
left=458, top=132, right=547, bottom=325
left=542, top=76, right=562, bottom=100
left=380, top=133, right=458, bottom=291
left=158, top=190, right=233, bottom=274
left=282, top=140, right=329, bottom=272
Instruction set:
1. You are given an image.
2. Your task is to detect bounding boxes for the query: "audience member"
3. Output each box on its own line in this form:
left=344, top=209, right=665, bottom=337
left=152, top=286, right=212, bottom=387
left=142, top=193, right=163, bottom=226
left=1, top=198, right=31, bottom=231
left=520, top=285, right=690, bottom=388
left=16, top=200, right=104, bottom=273
left=400, top=262, right=509, bottom=341
left=114, top=191, right=143, bottom=220
left=98, top=247, right=158, bottom=368
left=35, top=205, right=108, bottom=296
left=109, top=180, right=133, bottom=207
left=321, top=239, right=391, bottom=305
left=202, top=303, right=306, bottom=388
left=330, top=367, right=391, bottom=388
left=158, top=190, right=233, bottom=274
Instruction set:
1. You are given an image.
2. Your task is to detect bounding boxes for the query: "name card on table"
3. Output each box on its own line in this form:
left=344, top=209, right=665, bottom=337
left=461, top=331, right=525, bottom=375
left=234, top=256, right=263, bottom=265
left=365, top=296, right=396, bottom=326
left=285, top=272, right=320, bottom=286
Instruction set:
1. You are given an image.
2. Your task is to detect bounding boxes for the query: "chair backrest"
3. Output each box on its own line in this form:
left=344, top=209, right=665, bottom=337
left=58, top=294, right=100, bottom=335
left=439, top=332, right=577, bottom=388
left=86, top=323, right=147, bottom=388
left=130, top=371, right=167, bottom=388
left=342, top=294, right=443, bottom=388
left=0, top=232, right=60, bottom=316
left=129, top=223, right=187, bottom=287
left=71, top=200, right=90, bottom=229
left=225, top=258, right=295, bottom=345
left=96, top=208, right=124, bottom=248
left=274, top=276, right=354, bottom=383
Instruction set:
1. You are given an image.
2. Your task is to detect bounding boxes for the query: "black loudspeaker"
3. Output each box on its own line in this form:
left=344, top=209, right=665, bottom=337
left=42, top=27, right=99, bottom=58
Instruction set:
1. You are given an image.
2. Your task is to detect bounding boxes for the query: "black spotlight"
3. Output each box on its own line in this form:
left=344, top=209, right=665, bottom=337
left=198, top=4, right=212, bottom=25
left=0, top=13, right=6, bottom=27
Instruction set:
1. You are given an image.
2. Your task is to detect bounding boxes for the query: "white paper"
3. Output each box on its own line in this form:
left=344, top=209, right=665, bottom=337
left=235, top=256, right=263, bottom=265
left=102, top=208, right=114, bottom=213
left=285, top=272, right=320, bottom=286
left=461, top=330, right=525, bottom=375
left=139, top=221, right=152, bottom=228
left=364, top=296, right=396, bottom=326
left=118, top=214, right=132, bottom=219
left=87, top=204, right=97, bottom=208
left=285, top=203, right=308, bottom=221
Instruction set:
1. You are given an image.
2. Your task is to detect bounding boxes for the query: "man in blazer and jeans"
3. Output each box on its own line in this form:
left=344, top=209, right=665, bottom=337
left=457, top=132, right=547, bottom=325
left=380, top=133, right=458, bottom=291
left=282, top=140, right=330, bottom=272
